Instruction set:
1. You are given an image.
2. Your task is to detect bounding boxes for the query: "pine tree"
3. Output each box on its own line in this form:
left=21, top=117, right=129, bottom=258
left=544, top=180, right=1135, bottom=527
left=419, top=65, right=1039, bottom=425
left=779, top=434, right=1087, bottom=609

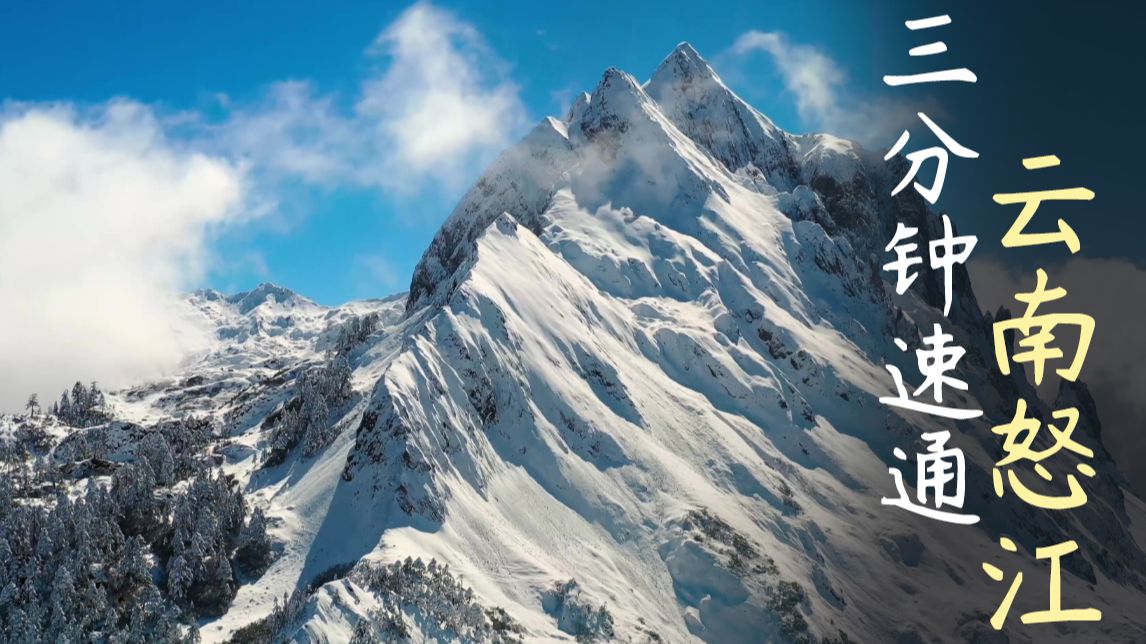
left=167, top=554, right=193, bottom=605
left=25, top=393, right=40, bottom=417
left=139, top=432, right=175, bottom=487
left=117, top=536, right=152, bottom=604
left=57, top=390, right=72, bottom=424
left=301, top=386, right=331, bottom=457
left=48, top=565, right=79, bottom=640
left=71, top=381, right=88, bottom=420
left=88, top=381, right=105, bottom=410
left=324, top=354, right=353, bottom=403
left=235, top=507, right=274, bottom=576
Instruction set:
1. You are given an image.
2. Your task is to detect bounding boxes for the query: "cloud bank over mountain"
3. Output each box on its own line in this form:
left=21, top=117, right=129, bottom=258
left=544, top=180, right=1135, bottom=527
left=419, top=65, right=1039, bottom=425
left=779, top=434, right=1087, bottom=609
left=0, top=2, right=526, bottom=410
left=0, top=101, right=243, bottom=410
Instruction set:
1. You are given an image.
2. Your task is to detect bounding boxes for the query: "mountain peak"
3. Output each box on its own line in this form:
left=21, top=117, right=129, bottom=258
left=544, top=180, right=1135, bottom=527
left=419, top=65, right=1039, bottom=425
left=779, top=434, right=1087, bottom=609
left=563, top=91, right=591, bottom=124
left=644, top=43, right=797, bottom=189
left=594, top=67, right=645, bottom=99
left=21, top=43, right=1140, bottom=644
left=572, top=67, right=656, bottom=143
left=671, top=40, right=702, bottom=59
left=650, top=41, right=720, bottom=87
left=228, top=282, right=311, bottom=314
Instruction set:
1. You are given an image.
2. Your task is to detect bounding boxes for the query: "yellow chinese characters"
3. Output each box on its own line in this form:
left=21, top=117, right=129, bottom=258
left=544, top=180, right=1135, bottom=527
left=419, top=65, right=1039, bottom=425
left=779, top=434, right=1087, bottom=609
left=993, top=155, right=1094, bottom=254
left=982, top=537, right=1101, bottom=629
left=991, top=399, right=1095, bottom=510
left=991, top=268, right=1094, bottom=385
left=983, top=151, right=1102, bottom=630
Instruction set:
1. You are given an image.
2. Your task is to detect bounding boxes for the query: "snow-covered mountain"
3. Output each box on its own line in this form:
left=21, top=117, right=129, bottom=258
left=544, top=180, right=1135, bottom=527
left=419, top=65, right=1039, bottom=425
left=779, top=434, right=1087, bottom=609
left=4, top=43, right=1145, bottom=643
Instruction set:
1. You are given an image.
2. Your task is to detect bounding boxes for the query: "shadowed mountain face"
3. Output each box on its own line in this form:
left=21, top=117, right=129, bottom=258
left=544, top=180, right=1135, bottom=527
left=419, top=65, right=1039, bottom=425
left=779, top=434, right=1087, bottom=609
left=3, top=44, right=1144, bottom=643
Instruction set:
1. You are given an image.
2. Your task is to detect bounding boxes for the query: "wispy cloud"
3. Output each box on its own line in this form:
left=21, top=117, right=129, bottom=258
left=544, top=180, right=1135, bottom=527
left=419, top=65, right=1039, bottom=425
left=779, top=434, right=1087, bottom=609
left=217, top=81, right=364, bottom=187
left=217, top=1, right=528, bottom=194
left=352, top=253, right=403, bottom=296
left=729, top=32, right=842, bottom=125
left=723, top=30, right=929, bottom=147
left=0, top=2, right=526, bottom=409
left=360, top=2, right=528, bottom=187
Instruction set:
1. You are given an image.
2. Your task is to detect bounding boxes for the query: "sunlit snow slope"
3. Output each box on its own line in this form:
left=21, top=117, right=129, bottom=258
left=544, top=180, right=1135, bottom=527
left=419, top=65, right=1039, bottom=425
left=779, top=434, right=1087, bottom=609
left=97, top=44, right=1146, bottom=643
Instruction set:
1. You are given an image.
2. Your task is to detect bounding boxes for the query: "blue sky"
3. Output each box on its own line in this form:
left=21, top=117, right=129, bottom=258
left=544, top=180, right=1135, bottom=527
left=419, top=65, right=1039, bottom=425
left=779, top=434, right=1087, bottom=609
left=3, top=1, right=1144, bottom=472
left=0, top=0, right=905, bottom=305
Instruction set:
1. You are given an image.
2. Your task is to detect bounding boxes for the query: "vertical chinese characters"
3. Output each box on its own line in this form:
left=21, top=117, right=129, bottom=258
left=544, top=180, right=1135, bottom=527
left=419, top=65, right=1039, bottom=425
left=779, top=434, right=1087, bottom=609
left=879, top=13, right=980, bottom=524
left=880, top=14, right=1103, bottom=629
left=982, top=156, right=1100, bottom=628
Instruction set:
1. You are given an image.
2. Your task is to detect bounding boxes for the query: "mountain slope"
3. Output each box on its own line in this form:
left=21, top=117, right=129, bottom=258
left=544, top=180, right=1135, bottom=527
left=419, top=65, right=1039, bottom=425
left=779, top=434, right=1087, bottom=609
left=4, top=43, right=1144, bottom=644
left=281, top=43, right=1146, bottom=642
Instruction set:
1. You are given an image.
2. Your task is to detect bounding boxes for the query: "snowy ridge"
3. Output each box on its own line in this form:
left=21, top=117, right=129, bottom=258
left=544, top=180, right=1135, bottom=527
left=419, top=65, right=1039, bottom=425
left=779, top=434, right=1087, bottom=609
left=5, top=43, right=1145, bottom=643
left=644, top=42, right=798, bottom=192
left=114, top=285, right=405, bottom=422
left=273, top=44, right=1145, bottom=643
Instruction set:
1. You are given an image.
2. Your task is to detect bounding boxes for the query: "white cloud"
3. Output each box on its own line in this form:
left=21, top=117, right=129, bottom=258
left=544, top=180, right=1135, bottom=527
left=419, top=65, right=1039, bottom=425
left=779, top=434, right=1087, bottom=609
left=969, top=257, right=1146, bottom=496
left=218, top=81, right=363, bottom=187
left=724, top=31, right=930, bottom=147
left=0, top=101, right=245, bottom=410
left=0, top=2, right=527, bottom=409
left=729, top=31, right=842, bottom=124
left=360, top=2, right=527, bottom=184
left=219, top=1, right=528, bottom=194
